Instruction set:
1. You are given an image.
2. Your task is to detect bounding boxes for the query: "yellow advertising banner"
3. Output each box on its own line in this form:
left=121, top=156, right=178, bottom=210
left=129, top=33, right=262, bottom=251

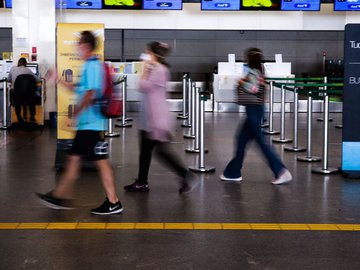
left=56, top=23, right=104, bottom=140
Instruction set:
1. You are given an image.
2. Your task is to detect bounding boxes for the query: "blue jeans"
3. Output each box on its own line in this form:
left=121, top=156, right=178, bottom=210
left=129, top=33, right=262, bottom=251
left=223, top=105, right=285, bottom=178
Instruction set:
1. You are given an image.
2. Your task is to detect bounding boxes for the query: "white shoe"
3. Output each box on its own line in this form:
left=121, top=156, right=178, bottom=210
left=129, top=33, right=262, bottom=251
left=272, top=169, right=293, bottom=185
left=220, top=174, right=243, bottom=182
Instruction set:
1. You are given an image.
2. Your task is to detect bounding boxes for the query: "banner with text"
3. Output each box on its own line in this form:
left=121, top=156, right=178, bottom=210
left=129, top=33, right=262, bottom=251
left=56, top=23, right=104, bottom=140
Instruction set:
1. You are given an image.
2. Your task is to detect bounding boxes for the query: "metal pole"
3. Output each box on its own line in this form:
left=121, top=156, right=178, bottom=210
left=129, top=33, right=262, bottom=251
left=184, top=82, right=196, bottom=139
left=189, top=93, right=215, bottom=173
left=264, top=80, right=279, bottom=135
left=285, top=88, right=306, bottom=152
left=182, top=77, right=192, bottom=128
left=0, top=79, right=9, bottom=130
left=178, top=73, right=188, bottom=119
left=273, top=85, right=292, bottom=143
left=105, top=118, right=120, bottom=137
left=297, top=91, right=321, bottom=162
left=115, top=75, right=132, bottom=128
left=186, top=86, right=208, bottom=153
left=312, top=82, right=338, bottom=174
left=317, top=76, right=333, bottom=122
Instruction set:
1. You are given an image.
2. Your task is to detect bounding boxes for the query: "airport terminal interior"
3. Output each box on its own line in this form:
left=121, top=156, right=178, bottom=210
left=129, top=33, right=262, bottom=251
left=2, top=0, right=360, bottom=269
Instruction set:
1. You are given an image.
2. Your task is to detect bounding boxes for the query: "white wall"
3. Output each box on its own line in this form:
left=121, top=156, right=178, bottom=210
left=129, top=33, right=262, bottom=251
left=12, top=0, right=56, bottom=116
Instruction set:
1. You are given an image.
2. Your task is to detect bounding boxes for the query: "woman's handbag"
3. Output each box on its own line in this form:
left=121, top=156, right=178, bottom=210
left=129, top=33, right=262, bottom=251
left=237, top=83, right=264, bottom=106
left=236, top=69, right=264, bottom=105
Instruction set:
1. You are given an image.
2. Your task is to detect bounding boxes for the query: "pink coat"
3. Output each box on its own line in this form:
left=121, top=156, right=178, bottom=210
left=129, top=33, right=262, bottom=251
left=138, top=63, right=174, bottom=142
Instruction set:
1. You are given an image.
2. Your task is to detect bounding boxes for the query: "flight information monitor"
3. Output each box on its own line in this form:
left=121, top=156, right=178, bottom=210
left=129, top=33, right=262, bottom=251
left=5, top=0, right=11, bottom=8
left=281, top=0, right=320, bottom=10
left=56, top=0, right=102, bottom=9
left=334, top=0, right=360, bottom=11
left=201, top=0, right=240, bottom=10
left=102, top=0, right=143, bottom=9
left=143, top=0, right=182, bottom=10
left=240, top=0, right=281, bottom=10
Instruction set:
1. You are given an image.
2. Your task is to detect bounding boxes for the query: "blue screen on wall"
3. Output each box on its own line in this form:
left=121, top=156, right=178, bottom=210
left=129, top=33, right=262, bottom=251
left=5, top=0, right=12, bottom=8
left=334, top=0, right=360, bottom=11
left=201, top=0, right=240, bottom=10
left=56, top=0, right=102, bottom=9
left=143, top=0, right=182, bottom=10
left=281, top=0, right=320, bottom=11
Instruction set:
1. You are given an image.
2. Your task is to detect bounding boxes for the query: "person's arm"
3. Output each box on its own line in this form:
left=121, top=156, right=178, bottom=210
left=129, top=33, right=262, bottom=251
left=139, top=64, right=164, bottom=93
left=73, top=89, right=95, bottom=117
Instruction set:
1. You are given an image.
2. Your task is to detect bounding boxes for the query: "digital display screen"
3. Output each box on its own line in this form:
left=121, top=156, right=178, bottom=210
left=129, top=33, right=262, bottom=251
left=281, top=0, right=320, bottom=11
left=102, top=0, right=142, bottom=9
left=240, top=0, right=281, bottom=10
left=27, top=64, right=39, bottom=76
left=201, top=0, right=240, bottom=10
left=56, top=0, right=102, bottom=9
left=5, top=0, right=11, bottom=8
left=143, top=0, right=182, bottom=10
left=334, top=0, right=360, bottom=11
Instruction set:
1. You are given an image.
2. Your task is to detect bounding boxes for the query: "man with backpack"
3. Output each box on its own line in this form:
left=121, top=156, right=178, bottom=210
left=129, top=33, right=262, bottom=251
left=37, top=31, right=123, bottom=215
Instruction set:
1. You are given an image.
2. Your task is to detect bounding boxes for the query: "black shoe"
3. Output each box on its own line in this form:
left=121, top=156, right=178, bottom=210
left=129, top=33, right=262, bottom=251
left=124, top=181, right=150, bottom=192
left=179, top=171, right=199, bottom=194
left=30, top=117, right=36, bottom=123
left=35, top=191, right=74, bottom=210
left=91, top=198, right=123, bottom=215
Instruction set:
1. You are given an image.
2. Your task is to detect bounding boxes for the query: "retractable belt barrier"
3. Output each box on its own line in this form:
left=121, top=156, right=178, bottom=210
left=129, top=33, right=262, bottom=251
left=0, top=78, right=9, bottom=130
left=115, top=75, right=132, bottom=128
left=264, top=77, right=325, bottom=136
left=272, top=79, right=343, bottom=174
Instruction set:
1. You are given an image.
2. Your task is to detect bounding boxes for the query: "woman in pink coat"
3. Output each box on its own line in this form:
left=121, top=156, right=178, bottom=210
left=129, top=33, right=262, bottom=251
left=124, top=41, right=198, bottom=193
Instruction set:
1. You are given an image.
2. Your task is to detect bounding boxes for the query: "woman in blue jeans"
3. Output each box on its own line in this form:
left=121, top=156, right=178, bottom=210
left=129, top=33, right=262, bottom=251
left=220, top=48, right=292, bottom=185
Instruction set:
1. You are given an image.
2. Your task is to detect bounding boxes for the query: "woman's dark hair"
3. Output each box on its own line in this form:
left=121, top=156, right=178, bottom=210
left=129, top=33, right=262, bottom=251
left=79, top=30, right=97, bottom=51
left=17, top=58, right=27, bottom=67
left=147, top=41, right=171, bottom=67
left=245, top=48, right=263, bottom=74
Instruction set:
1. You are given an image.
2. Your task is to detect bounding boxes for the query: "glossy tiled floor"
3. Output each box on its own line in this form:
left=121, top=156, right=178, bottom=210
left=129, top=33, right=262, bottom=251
left=1, top=112, right=360, bottom=270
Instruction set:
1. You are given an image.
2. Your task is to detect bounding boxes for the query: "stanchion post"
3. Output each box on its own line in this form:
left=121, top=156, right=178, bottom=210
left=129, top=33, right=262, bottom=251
left=178, top=73, right=188, bottom=119
left=105, top=118, right=120, bottom=137
left=186, top=86, right=208, bottom=153
left=284, top=87, right=306, bottom=152
left=297, top=90, right=321, bottom=162
left=312, top=79, right=338, bottom=174
left=189, top=93, right=215, bottom=173
left=182, top=77, right=192, bottom=128
left=0, top=78, right=9, bottom=130
left=264, top=80, right=279, bottom=135
left=184, top=82, right=196, bottom=139
left=317, top=76, right=333, bottom=122
left=272, top=84, right=292, bottom=143
left=115, top=75, right=132, bottom=128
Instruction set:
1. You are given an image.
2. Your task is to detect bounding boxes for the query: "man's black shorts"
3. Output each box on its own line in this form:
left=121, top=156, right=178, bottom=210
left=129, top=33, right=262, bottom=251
left=70, top=130, right=108, bottom=161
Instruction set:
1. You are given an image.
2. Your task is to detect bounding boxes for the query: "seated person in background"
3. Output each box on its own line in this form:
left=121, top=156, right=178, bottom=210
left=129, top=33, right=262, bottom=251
left=8, top=58, right=41, bottom=123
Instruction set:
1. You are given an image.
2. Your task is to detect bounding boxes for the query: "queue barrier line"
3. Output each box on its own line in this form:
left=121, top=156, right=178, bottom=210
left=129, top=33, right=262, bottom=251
left=1, top=222, right=360, bottom=231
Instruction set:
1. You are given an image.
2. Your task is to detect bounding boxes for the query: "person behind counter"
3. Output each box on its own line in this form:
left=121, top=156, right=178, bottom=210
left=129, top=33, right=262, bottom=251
left=7, top=58, right=41, bottom=123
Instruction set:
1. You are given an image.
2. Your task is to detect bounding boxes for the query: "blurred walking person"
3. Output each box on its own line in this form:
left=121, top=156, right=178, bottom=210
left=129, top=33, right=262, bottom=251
left=220, top=48, right=292, bottom=185
left=37, top=31, right=123, bottom=215
left=124, top=41, right=198, bottom=193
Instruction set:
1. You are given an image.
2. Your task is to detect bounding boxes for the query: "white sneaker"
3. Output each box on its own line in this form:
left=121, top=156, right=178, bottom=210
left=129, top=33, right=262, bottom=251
left=272, top=169, right=293, bottom=185
left=220, top=174, right=243, bottom=182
